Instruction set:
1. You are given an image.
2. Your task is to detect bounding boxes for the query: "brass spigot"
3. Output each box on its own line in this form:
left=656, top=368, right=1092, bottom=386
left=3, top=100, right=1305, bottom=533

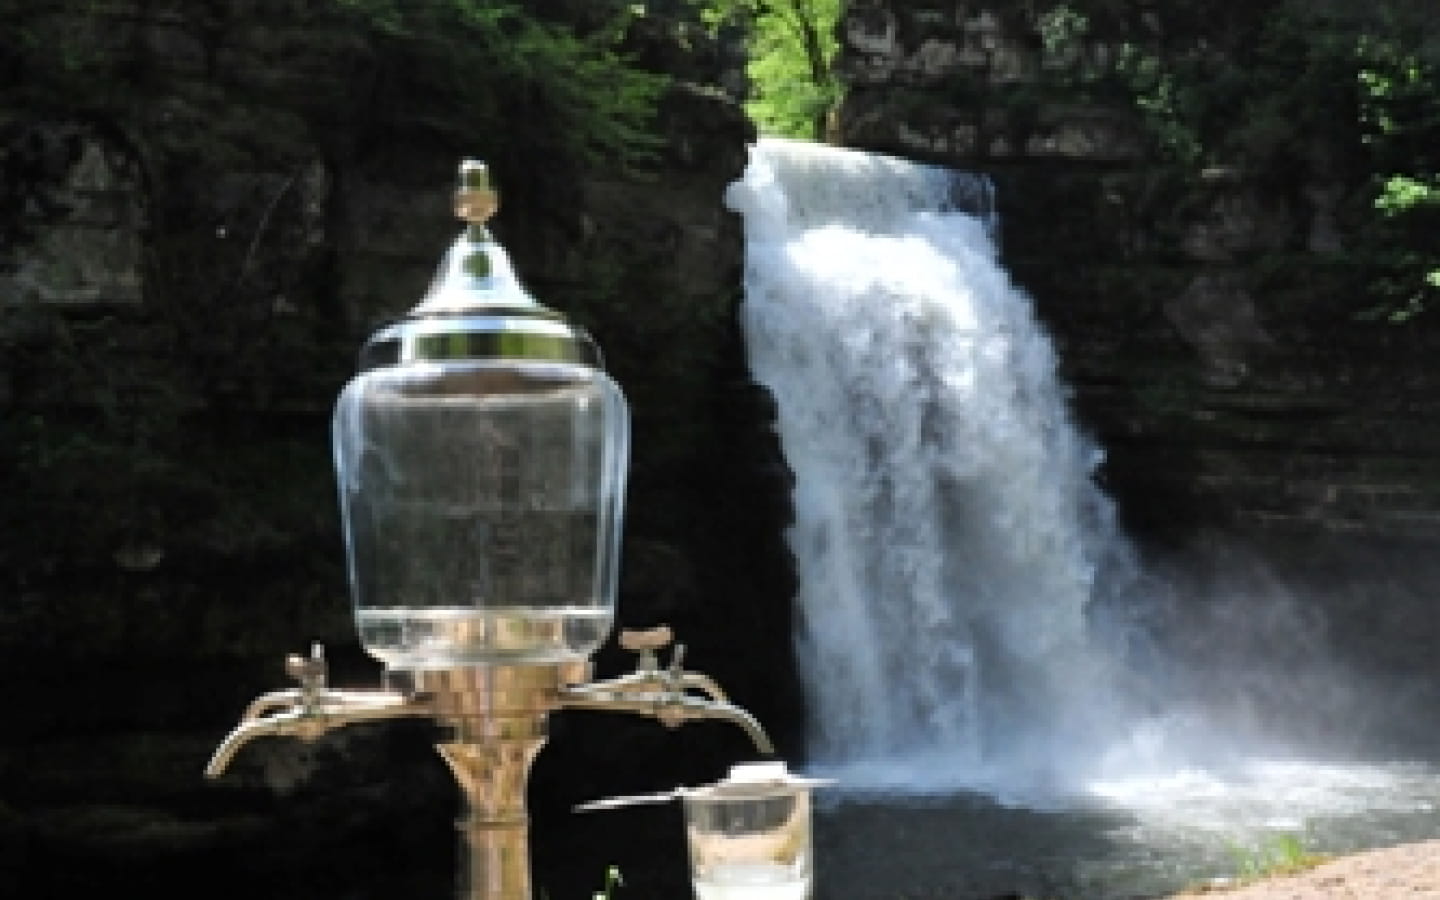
left=558, top=627, right=775, bottom=755
left=591, top=625, right=733, bottom=704
left=206, top=644, right=432, bottom=778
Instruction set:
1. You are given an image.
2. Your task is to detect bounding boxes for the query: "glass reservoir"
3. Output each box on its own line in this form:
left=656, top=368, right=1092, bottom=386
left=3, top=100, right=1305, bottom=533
left=332, top=160, right=629, bottom=669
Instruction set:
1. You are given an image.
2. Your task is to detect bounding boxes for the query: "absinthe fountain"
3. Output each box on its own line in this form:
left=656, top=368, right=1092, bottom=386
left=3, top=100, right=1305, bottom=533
left=726, top=138, right=1440, bottom=893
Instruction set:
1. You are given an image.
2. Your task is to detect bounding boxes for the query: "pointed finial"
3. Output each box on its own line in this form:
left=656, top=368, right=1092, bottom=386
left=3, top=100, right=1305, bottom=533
left=455, top=158, right=499, bottom=225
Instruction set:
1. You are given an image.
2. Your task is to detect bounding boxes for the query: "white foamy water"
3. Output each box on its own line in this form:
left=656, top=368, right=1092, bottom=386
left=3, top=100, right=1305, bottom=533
left=1089, top=757, right=1440, bottom=835
left=726, top=139, right=1440, bottom=854
left=727, top=137, right=1135, bottom=788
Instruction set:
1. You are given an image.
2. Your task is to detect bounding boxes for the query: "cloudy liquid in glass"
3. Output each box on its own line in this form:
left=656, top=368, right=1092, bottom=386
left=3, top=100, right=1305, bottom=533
left=692, top=863, right=808, bottom=900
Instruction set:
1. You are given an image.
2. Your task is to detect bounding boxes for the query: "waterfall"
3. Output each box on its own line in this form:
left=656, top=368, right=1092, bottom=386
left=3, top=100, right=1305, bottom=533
left=726, top=138, right=1141, bottom=793
left=722, top=138, right=1440, bottom=888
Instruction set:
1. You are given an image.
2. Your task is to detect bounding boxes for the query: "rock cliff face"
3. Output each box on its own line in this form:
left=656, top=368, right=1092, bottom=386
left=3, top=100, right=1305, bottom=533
left=0, top=3, right=790, bottom=897
left=834, top=0, right=1440, bottom=548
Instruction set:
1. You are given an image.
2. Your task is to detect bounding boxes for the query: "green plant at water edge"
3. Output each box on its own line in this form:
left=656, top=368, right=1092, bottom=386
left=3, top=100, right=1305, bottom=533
left=1226, top=832, right=1330, bottom=883
left=593, top=865, right=623, bottom=899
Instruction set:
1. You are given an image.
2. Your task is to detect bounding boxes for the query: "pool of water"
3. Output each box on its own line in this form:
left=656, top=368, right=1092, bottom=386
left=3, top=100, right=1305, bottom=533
left=811, top=756, right=1440, bottom=899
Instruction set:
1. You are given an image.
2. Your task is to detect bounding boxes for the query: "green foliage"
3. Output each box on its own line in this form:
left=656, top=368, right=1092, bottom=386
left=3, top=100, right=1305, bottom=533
left=700, top=0, right=841, bottom=138
left=592, top=865, right=623, bottom=899
left=1096, top=3, right=1330, bottom=169
left=1375, top=174, right=1440, bottom=214
left=1226, top=832, right=1329, bottom=883
left=1113, top=43, right=1205, bottom=165
left=333, top=0, right=668, bottom=171
left=746, top=0, right=841, bottom=138
left=1034, top=0, right=1440, bottom=323
left=1356, top=33, right=1440, bottom=319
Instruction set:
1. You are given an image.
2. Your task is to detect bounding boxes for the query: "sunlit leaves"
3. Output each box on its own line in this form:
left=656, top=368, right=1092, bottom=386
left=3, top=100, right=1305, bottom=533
left=1375, top=175, right=1440, bottom=215
left=697, top=0, right=841, bottom=139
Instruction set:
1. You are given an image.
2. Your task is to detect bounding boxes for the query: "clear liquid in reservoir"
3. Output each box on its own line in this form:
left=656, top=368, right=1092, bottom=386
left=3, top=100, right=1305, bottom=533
left=333, top=362, right=628, bottom=668
left=357, top=605, right=612, bottom=668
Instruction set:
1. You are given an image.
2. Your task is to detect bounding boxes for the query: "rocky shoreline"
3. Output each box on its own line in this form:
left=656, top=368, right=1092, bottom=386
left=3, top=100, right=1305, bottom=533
left=1170, top=838, right=1440, bottom=898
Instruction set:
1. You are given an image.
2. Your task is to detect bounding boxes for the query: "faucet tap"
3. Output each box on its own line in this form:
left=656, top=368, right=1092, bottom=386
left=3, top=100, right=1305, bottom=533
left=205, top=644, right=432, bottom=778
left=590, top=625, right=732, bottom=703
left=557, top=626, right=774, bottom=755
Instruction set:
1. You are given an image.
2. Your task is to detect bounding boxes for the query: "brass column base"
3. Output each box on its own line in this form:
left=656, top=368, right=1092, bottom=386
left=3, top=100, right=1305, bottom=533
left=413, top=663, right=590, bottom=900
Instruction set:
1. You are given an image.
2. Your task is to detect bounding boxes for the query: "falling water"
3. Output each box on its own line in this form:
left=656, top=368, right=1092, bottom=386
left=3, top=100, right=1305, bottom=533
left=725, top=137, right=1145, bottom=793
left=725, top=139, right=1440, bottom=894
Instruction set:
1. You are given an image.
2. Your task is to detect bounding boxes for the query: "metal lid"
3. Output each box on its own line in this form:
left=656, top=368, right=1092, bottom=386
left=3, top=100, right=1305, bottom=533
left=357, top=159, right=602, bottom=371
left=572, top=762, right=832, bottom=813
left=686, top=761, right=833, bottom=800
